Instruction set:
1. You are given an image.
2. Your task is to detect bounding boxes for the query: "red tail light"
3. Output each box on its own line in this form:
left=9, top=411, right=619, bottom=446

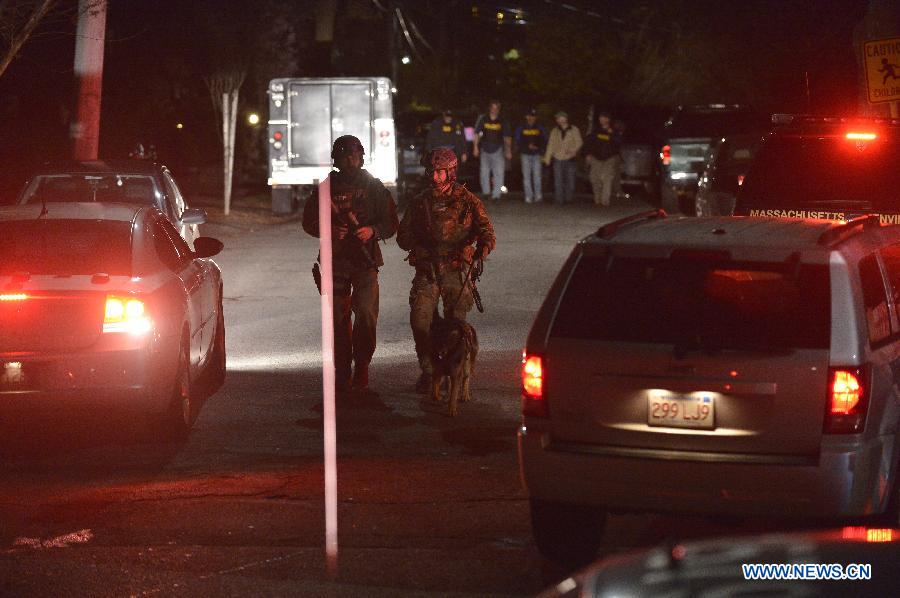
left=825, top=366, right=869, bottom=433
left=522, top=351, right=547, bottom=417
left=846, top=132, right=876, bottom=141
left=660, top=144, right=671, bottom=166
left=0, top=293, right=27, bottom=302
left=103, top=296, right=151, bottom=335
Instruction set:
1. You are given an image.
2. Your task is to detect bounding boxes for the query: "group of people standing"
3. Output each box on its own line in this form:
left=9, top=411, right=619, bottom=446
left=425, top=100, right=624, bottom=207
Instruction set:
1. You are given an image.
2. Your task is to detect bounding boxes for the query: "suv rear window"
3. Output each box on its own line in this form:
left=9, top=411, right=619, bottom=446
left=552, top=255, right=831, bottom=350
left=666, top=110, right=766, bottom=139
left=0, top=220, right=132, bottom=275
left=739, top=135, right=900, bottom=211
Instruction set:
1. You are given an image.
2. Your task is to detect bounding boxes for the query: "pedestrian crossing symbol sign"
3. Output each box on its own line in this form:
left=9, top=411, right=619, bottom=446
left=864, top=38, right=900, bottom=104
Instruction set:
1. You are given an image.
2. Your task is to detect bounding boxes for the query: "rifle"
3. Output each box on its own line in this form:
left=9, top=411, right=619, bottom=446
left=331, top=199, right=376, bottom=270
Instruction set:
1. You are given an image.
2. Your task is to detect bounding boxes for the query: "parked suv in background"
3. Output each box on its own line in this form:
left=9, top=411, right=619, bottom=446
left=659, top=104, right=767, bottom=215
left=520, top=210, right=900, bottom=564
left=735, top=114, right=900, bottom=222
left=693, top=133, right=762, bottom=216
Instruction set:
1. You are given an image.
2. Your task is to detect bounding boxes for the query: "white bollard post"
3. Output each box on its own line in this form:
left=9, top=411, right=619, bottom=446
left=317, top=174, right=338, bottom=576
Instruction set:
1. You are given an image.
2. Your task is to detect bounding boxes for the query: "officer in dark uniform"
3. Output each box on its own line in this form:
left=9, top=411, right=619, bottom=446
left=303, top=135, right=399, bottom=393
left=397, top=147, right=496, bottom=393
left=425, top=109, right=468, bottom=164
left=582, top=110, right=622, bottom=206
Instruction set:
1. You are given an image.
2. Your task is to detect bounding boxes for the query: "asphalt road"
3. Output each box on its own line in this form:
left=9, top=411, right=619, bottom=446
left=0, top=193, right=790, bottom=597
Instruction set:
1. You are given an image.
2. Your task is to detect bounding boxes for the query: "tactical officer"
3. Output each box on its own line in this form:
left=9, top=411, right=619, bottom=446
left=303, top=135, right=399, bottom=393
left=397, top=147, right=496, bottom=393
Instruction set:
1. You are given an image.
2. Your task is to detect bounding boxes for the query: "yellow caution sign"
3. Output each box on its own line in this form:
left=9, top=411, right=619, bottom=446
left=864, top=38, right=900, bottom=104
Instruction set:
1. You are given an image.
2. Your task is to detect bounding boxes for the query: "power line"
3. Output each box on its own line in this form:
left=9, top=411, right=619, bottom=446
left=537, top=0, right=677, bottom=34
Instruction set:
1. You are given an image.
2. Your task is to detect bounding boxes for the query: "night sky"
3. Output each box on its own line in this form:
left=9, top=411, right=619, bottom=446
left=0, top=0, right=876, bottom=198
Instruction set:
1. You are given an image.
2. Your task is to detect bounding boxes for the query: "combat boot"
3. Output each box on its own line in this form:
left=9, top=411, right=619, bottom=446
left=352, top=363, right=369, bottom=390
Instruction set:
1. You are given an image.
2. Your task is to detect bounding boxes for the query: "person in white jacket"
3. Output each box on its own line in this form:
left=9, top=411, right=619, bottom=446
left=542, top=111, right=583, bottom=204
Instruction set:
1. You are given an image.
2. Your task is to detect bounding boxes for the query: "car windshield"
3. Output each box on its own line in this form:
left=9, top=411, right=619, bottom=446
left=739, top=135, right=900, bottom=210
left=551, top=255, right=830, bottom=350
left=0, top=220, right=132, bottom=275
left=20, top=174, right=157, bottom=205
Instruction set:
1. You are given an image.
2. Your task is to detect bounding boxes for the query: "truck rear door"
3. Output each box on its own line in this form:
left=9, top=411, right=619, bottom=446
left=289, top=81, right=373, bottom=168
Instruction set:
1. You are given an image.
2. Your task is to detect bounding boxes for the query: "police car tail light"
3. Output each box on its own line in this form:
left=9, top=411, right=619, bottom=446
left=825, top=366, right=869, bottom=434
left=846, top=132, right=877, bottom=141
left=522, top=351, right=547, bottom=417
left=103, top=296, right=151, bottom=335
left=660, top=145, right=671, bottom=166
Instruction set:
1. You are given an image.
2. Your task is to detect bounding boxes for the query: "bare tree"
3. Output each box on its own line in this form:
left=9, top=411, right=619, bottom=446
left=0, top=0, right=103, bottom=80
left=205, top=70, right=246, bottom=216
left=0, top=0, right=58, bottom=78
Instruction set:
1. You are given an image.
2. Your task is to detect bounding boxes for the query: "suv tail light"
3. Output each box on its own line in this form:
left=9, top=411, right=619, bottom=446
left=660, top=144, right=671, bottom=166
left=522, top=351, right=547, bottom=417
left=103, top=296, right=151, bottom=334
left=825, top=366, right=869, bottom=433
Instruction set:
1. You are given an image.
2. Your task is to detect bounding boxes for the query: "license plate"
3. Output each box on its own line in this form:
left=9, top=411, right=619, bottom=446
left=647, top=392, right=715, bottom=429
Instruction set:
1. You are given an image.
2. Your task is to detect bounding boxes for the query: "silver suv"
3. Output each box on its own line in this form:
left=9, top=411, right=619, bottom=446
left=520, top=211, right=900, bottom=563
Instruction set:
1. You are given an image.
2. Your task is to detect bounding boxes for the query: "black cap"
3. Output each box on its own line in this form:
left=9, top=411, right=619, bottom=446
left=527, top=108, right=538, bottom=116
left=442, top=109, right=453, bottom=116
left=597, top=109, right=612, bottom=119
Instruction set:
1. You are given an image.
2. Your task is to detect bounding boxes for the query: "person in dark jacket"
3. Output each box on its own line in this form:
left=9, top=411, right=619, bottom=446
left=514, top=109, right=548, bottom=203
left=425, top=109, right=468, bottom=164
left=473, top=100, right=512, bottom=202
left=582, top=110, right=622, bottom=206
left=303, top=135, right=399, bottom=393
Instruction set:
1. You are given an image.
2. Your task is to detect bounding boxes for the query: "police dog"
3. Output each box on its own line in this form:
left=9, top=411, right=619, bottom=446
left=429, top=312, right=478, bottom=417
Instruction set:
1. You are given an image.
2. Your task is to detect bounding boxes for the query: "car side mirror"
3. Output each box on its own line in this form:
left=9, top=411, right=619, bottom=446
left=193, top=236, right=223, bottom=258
left=182, top=207, right=207, bottom=225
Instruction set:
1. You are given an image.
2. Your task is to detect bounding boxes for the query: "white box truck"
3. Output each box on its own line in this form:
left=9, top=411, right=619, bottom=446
left=267, top=77, right=398, bottom=214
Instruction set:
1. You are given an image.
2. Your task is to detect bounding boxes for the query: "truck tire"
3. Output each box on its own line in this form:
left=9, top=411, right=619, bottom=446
left=271, top=186, right=294, bottom=215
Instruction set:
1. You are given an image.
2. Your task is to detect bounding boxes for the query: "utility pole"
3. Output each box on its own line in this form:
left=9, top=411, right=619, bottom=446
left=388, top=0, right=399, bottom=86
left=71, top=0, right=107, bottom=160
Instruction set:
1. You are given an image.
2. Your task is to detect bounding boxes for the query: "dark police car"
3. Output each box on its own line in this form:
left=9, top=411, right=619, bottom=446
left=734, top=114, right=900, bottom=222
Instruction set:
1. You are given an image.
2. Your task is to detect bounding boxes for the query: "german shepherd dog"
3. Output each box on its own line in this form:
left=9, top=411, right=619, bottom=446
left=429, top=312, right=478, bottom=416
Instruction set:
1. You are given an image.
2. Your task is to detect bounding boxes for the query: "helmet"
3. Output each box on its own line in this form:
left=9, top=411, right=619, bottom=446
left=331, top=135, right=365, bottom=160
left=421, top=147, right=458, bottom=171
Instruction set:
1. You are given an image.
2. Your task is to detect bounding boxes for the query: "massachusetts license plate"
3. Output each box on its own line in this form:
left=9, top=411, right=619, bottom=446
left=647, top=392, right=715, bottom=429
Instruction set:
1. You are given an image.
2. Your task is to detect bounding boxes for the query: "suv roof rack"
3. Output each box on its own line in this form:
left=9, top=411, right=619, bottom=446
left=817, top=215, right=881, bottom=247
left=596, top=209, right=667, bottom=239
left=772, top=113, right=900, bottom=127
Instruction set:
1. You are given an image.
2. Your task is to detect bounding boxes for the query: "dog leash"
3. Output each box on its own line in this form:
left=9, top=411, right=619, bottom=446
left=445, top=256, right=484, bottom=314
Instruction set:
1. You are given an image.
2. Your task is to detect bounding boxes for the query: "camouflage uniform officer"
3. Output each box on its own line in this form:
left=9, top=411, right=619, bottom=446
left=397, top=147, right=496, bottom=393
left=303, top=135, right=399, bottom=392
